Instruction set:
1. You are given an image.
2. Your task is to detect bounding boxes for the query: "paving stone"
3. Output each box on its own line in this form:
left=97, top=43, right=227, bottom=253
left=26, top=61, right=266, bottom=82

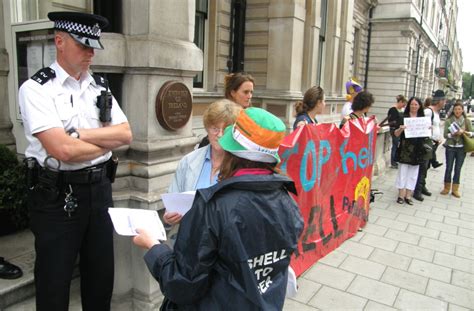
left=397, top=213, right=429, bottom=226
left=432, top=207, right=459, bottom=219
left=283, top=298, right=319, bottom=311
left=459, top=213, right=474, bottom=222
left=339, top=255, right=386, bottom=280
left=308, top=286, right=367, bottom=310
left=411, top=204, right=433, bottom=213
left=426, top=220, right=458, bottom=234
left=406, top=224, right=440, bottom=239
left=370, top=209, right=399, bottom=220
left=395, top=242, right=435, bottom=262
left=455, top=245, right=473, bottom=260
left=381, top=267, right=428, bottom=294
left=304, top=263, right=356, bottom=291
left=426, top=279, right=474, bottom=309
left=346, top=275, right=399, bottom=306
left=408, top=259, right=452, bottom=282
left=375, top=218, right=409, bottom=231
left=369, top=248, right=412, bottom=271
left=439, top=232, right=472, bottom=247
left=317, top=250, right=347, bottom=267
left=360, top=233, right=399, bottom=252
left=337, top=240, right=374, bottom=259
left=434, top=252, right=473, bottom=273
left=419, top=237, right=455, bottom=254
left=451, top=270, right=473, bottom=291
left=364, top=301, right=397, bottom=311
left=448, top=303, right=471, bottom=311
left=444, top=216, right=474, bottom=230
left=414, top=210, right=444, bottom=222
left=458, top=227, right=474, bottom=239
left=361, top=223, right=388, bottom=236
left=291, top=277, right=321, bottom=304
left=394, top=289, right=448, bottom=310
left=384, top=229, right=420, bottom=245
left=386, top=206, right=415, bottom=216
left=350, top=230, right=364, bottom=242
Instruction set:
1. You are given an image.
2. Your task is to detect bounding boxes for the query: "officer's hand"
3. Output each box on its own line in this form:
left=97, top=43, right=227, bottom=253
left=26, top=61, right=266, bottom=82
left=163, top=212, right=183, bottom=225
left=133, top=228, right=160, bottom=250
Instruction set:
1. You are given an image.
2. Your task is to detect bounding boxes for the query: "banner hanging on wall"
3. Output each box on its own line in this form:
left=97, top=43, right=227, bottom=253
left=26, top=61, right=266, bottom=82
left=279, top=117, right=378, bottom=277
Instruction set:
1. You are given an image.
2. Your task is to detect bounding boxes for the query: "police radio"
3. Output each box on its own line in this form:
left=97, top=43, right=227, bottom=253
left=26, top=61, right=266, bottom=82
left=96, top=79, right=112, bottom=123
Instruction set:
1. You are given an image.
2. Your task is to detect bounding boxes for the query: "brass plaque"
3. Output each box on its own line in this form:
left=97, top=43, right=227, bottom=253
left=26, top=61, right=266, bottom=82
left=155, top=81, right=193, bottom=131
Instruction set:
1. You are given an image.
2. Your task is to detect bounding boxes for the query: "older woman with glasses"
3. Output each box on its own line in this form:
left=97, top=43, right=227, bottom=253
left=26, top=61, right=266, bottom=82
left=163, top=99, right=241, bottom=226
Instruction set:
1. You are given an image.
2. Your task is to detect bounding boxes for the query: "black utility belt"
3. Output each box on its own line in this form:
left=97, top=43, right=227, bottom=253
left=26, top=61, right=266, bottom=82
left=35, top=157, right=118, bottom=186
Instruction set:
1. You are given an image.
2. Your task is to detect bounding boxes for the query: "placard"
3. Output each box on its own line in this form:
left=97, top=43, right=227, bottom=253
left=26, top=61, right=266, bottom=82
left=403, top=117, right=431, bottom=138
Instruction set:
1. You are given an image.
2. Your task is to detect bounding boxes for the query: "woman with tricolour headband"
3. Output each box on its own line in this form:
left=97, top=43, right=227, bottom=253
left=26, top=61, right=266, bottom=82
left=133, top=108, right=304, bottom=310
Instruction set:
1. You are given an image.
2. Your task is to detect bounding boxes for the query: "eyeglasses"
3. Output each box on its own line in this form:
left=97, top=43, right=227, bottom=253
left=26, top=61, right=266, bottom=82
left=208, top=127, right=225, bottom=135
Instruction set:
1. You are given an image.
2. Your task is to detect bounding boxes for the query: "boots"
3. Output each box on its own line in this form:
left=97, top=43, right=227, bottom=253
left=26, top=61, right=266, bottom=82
left=440, top=183, right=451, bottom=195
left=452, top=184, right=461, bottom=198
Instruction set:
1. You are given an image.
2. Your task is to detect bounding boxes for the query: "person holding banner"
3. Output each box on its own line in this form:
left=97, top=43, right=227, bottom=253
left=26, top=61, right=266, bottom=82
left=339, top=90, right=375, bottom=129
left=393, top=97, right=427, bottom=205
left=133, top=108, right=304, bottom=310
left=440, top=102, right=473, bottom=198
left=293, top=86, right=325, bottom=129
left=341, top=78, right=363, bottom=118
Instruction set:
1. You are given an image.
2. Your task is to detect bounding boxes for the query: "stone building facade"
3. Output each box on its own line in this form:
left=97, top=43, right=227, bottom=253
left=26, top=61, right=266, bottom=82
left=0, top=0, right=463, bottom=309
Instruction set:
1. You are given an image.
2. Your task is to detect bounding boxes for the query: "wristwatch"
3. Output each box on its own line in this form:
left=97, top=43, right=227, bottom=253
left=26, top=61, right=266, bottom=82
left=67, top=128, right=80, bottom=139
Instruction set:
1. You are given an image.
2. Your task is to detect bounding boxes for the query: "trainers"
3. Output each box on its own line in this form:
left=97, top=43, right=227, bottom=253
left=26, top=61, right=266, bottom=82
left=421, top=188, right=432, bottom=196
left=413, top=193, right=424, bottom=201
left=0, top=257, right=23, bottom=280
left=432, top=162, right=443, bottom=168
left=390, top=164, right=398, bottom=169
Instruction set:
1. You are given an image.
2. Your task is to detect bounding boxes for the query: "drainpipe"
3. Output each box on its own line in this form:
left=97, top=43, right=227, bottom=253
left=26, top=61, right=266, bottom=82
left=364, top=5, right=375, bottom=89
left=412, top=0, right=425, bottom=96
left=227, top=0, right=235, bottom=73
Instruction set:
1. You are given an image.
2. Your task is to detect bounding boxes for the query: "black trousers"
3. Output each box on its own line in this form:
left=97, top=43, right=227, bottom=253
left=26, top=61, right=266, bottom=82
left=415, top=160, right=429, bottom=194
left=28, top=178, right=114, bottom=311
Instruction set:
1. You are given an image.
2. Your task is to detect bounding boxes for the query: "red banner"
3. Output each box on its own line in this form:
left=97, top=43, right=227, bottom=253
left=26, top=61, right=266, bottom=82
left=279, top=118, right=378, bottom=276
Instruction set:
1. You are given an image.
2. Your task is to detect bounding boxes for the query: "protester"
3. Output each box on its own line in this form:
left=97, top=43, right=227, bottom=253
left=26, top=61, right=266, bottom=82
left=423, top=96, right=432, bottom=108
left=18, top=11, right=132, bottom=310
left=293, top=86, right=325, bottom=129
left=341, top=78, right=363, bottom=118
left=440, top=102, right=473, bottom=197
left=163, top=99, right=241, bottom=227
left=393, top=97, right=427, bottom=205
left=134, top=108, right=304, bottom=310
left=386, top=95, right=407, bottom=168
left=0, top=257, right=23, bottom=279
left=413, top=90, right=446, bottom=201
left=339, top=90, right=374, bottom=128
left=198, top=72, right=254, bottom=148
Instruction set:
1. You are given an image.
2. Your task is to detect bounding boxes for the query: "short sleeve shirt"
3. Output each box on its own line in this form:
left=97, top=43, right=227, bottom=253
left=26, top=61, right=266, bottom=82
left=18, top=61, right=128, bottom=170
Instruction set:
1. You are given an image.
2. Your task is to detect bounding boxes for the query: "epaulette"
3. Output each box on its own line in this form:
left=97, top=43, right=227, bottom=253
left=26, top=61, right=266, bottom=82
left=31, top=67, right=55, bottom=85
left=92, top=73, right=108, bottom=88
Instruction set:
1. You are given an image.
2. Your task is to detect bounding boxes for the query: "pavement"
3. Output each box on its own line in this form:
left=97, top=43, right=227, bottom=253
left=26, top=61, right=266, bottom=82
left=283, top=151, right=474, bottom=310
left=2, top=149, right=473, bottom=310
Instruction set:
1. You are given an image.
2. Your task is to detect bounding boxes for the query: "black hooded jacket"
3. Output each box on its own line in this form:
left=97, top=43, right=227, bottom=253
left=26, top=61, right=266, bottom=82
left=144, top=174, right=304, bottom=310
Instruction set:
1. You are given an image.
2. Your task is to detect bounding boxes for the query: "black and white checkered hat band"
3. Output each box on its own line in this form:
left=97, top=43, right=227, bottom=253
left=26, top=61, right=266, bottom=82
left=55, top=20, right=101, bottom=38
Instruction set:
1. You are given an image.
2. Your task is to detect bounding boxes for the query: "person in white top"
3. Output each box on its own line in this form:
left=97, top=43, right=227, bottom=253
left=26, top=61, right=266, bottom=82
left=340, top=78, right=363, bottom=119
left=18, top=11, right=132, bottom=310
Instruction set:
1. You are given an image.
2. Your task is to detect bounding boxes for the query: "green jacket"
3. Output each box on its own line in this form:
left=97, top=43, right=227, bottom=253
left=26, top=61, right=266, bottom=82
left=443, top=116, right=473, bottom=147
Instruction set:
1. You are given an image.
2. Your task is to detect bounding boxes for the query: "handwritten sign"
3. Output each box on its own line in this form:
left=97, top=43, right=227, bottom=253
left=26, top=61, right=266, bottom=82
left=404, top=117, right=431, bottom=138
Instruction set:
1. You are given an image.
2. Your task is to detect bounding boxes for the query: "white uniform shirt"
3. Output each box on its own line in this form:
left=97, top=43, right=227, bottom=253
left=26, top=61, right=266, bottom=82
left=19, top=61, right=128, bottom=170
left=424, top=107, right=441, bottom=141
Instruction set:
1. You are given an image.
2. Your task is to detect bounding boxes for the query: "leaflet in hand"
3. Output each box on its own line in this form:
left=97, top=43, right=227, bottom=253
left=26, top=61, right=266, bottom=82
left=161, top=191, right=196, bottom=216
left=108, top=208, right=166, bottom=240
left=449, top=122, right=461, bottom=134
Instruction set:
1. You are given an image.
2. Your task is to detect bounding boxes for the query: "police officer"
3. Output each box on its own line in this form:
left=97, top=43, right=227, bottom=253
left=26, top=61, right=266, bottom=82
left=18, top=11, right=132, bottom=310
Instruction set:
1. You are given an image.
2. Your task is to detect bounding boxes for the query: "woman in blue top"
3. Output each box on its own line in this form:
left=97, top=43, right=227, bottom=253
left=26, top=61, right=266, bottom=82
left=293, top=86, right=325, bottom=130
left=163, top=99, right=241, bottom=226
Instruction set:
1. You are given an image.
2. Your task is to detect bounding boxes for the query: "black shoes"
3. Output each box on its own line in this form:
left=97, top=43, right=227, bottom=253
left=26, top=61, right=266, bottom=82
left=421, top=187, right=432, bottom=196
left=404, top=198, right=414, bottom=205
left=0, top=257, right=23, bottom=280
left=413, top=193, right=424, bottom=202
left=432, top=162, right=443, bottom=168
left=397, top=197, right=404, bottom=204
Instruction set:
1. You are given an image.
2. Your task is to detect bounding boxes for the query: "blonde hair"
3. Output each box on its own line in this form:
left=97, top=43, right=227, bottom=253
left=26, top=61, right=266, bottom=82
left=203, top=99, right=242, bottom=129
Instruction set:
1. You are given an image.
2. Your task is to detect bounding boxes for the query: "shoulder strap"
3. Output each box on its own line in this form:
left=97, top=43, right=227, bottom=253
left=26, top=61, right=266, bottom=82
left=31, top=67, right=55, bottom=85
left=92, top=73, right=108, bottom=88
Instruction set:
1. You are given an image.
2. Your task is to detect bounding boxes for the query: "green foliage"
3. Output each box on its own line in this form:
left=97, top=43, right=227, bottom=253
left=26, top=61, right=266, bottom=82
left=462, top=72, right=472, bottom=98
left=0, top=145, right=29, bottom=230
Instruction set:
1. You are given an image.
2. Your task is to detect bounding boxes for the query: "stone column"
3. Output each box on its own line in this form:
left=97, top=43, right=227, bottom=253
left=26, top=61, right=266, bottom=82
left=94, top=0, right=203, bottom=309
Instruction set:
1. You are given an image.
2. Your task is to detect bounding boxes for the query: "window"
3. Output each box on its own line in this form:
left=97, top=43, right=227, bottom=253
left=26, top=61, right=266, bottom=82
left=93, top=0, right=122, bottom=33
left=194, top=0, right=208, bottom=88
left=352, top=27, right=361, bottom=77
left=316, top=0, right=328, bottom=86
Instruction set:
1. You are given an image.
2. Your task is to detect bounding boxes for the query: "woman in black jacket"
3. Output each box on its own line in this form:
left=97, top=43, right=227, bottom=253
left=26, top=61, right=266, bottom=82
left=134, top=108, right=304, bottom=310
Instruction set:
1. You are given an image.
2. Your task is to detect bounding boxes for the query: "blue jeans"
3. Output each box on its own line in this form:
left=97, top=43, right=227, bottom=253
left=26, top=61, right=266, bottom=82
left=390, top=132, right=399, bottom=166
left=444, top=146, right=466, bottom=184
